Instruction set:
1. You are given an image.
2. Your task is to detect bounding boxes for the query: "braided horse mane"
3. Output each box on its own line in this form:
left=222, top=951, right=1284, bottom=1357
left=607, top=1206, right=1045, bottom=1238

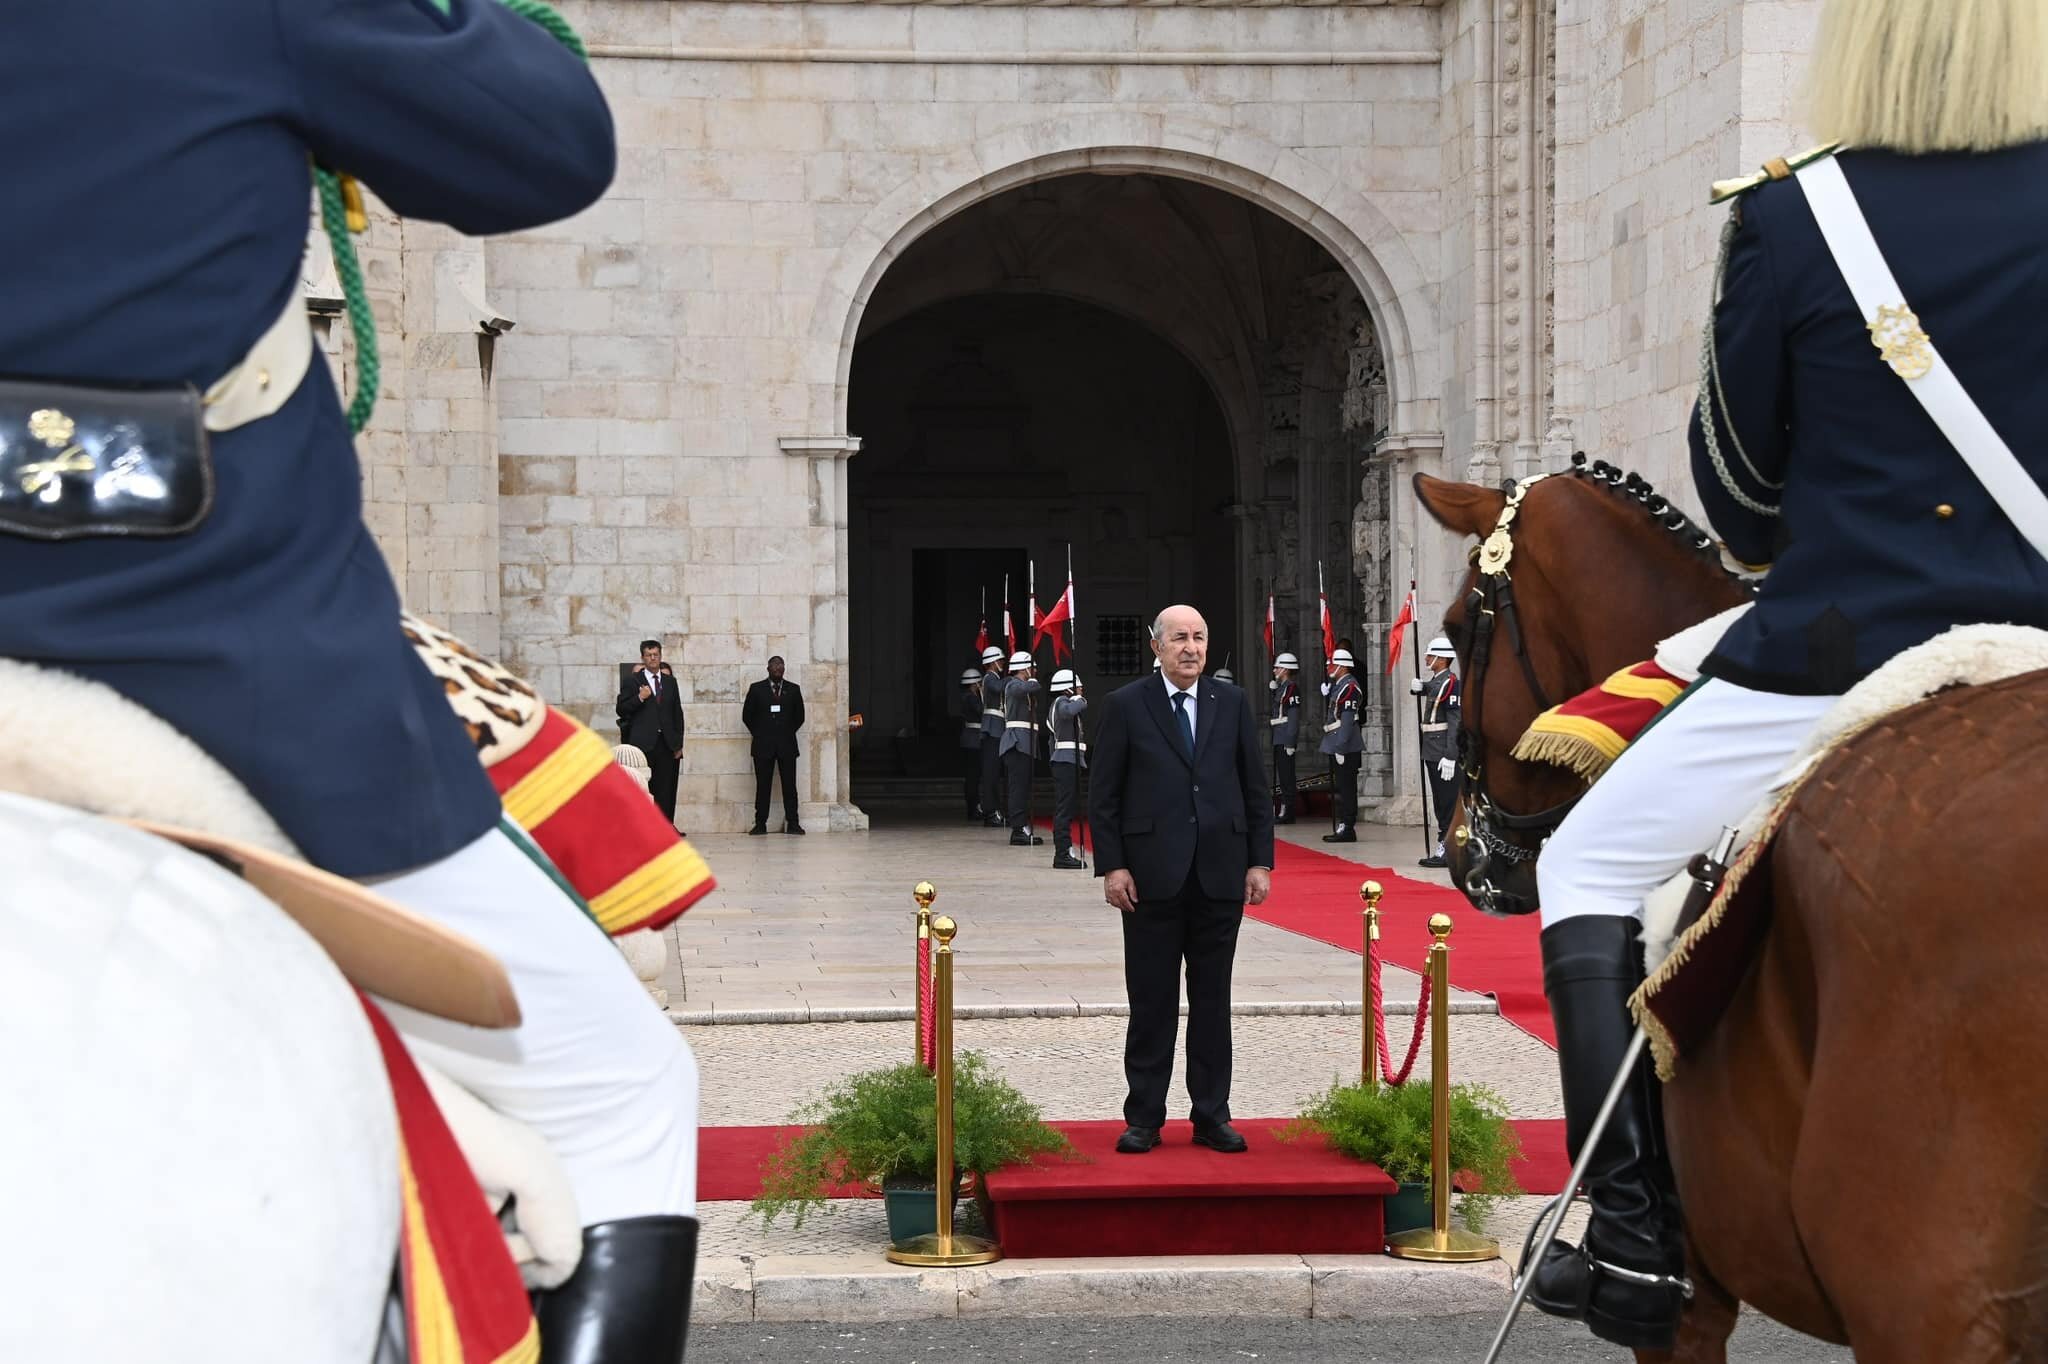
left=1558, top=450, right=1751, bottom=588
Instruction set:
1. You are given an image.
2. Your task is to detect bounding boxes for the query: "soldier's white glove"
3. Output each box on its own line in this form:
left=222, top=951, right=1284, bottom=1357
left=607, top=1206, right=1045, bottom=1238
left=1408, top=677, right=1425, bottom=695
left=1284, top=747, right=1295, bottom=757
left=1438, top=757, right=1457, bottom=781
left=1334, top=754, right=1346, bottom=766
left=1319, top=681, right=1331, bottom=697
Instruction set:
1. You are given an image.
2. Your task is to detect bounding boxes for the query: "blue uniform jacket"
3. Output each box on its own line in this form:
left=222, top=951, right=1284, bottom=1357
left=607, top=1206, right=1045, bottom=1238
left=0, top=0, right=615, bottom=876
left=1693, top=143, right=2048, bottom=695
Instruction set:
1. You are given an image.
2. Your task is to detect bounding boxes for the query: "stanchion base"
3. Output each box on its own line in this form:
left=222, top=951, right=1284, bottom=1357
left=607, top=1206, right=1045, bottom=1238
left=885, top=1233, right=1003, bottom=1267
left=1385, top=1227, right=1501, bottom=1263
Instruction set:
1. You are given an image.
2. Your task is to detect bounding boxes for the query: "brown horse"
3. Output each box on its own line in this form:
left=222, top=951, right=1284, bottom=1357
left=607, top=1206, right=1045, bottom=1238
left=1417, top=464, right=2048, bottom=1363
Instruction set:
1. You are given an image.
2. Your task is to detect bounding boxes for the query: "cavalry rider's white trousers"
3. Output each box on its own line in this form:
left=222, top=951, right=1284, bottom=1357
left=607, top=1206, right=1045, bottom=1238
left=367, top=826, right=699, bottom=1223
left=1536, top=679, right=1838, bottom=927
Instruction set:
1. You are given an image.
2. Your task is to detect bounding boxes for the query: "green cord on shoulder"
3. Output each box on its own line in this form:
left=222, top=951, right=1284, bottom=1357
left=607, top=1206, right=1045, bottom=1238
left=321, top=0, right=586, bottom=434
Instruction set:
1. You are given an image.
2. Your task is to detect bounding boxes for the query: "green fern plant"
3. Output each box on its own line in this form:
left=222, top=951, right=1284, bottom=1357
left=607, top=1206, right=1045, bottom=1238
left=1286, top=1077, right=1522, bottom=1232
left=750, top=1053, right=1073, bottom=1229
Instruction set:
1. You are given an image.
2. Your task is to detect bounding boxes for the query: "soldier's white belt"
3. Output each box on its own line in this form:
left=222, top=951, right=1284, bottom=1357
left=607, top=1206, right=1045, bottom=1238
left=982, top=709, right=1003, bottom=718
left=1322, top=719, right=1343, bottom=732
left=1005, top=720, right=1033, bottom=728
left=202, top=286, right=316, bottom=433
left=1055, top=741, right=1087, bottom=751
left=1269, top=717, right=1288, bottom=726
left=1421, top=722, right=1450, bottom=733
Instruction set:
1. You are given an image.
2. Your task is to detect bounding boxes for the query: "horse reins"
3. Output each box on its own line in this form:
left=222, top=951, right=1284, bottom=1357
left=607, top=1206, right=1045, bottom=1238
left=1454, top=473, right=1585, bottom=911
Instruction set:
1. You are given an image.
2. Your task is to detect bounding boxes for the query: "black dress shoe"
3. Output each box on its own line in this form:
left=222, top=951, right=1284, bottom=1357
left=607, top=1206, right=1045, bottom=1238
left=785, top=823, right=806, bottom=835
left=1009, top=830, right=1033, bottom=846
left=1322, top=829, right=1358, bottom=843
left=1418, top=854, right=1448, bottom=868
left=534, top=1214, right=698, bottom=1363
left=1274, top=814, right=1297, bottom=825
left=747, top=824, right=767, bottom=836
left=983, top=814, right=1007, bottom=828
left=1052, top=853, right=1087, bottom=869
left=1114, top=1125, right=1161, bottom=1154
left=1192, top=1122, right=1249, bottom=1153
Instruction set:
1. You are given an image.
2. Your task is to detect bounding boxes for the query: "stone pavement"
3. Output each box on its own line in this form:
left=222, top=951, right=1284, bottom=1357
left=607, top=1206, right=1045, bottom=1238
left=667, top=814, right=1579, bottom=1323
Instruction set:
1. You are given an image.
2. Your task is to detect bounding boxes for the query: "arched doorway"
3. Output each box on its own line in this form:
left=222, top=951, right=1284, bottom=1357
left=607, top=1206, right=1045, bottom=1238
left=844, top=172, right=1395, bottom=807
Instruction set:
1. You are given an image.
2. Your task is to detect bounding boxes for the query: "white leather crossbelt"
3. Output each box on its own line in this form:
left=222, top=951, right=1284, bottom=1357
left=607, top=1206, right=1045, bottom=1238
left=201, top=286, right=315, bottom=433
left=1796, top=158, right=2048, bottom=561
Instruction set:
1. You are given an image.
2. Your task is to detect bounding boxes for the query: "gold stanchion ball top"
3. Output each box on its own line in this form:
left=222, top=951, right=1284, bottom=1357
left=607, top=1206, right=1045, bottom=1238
left=1428, top=912, right=1453, bottom=939
left=913, top=881, right=938, bottom=910
left=1360, top=880, right=1384, bottom=909
left=931, top=915, right=958, bottom=944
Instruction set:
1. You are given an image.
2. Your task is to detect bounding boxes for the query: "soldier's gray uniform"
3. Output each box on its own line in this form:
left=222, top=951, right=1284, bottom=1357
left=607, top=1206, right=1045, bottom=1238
left=979, top=666, right=1007, bottom=823
left=1418, top=667, right=1462, bottom=843
left=960, top=674, right=985, bottom=820
left=1270, top=677, right=1301, bottom=822
left=1320, top=670, right=1365, bottom=838
left=1049, top=693, right=1088, bottom=862
left=1000, top=672, right=1041, bottom=838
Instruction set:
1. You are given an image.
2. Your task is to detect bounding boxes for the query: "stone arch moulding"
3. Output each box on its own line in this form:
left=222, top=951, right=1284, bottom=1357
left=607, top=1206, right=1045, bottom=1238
left=803, top=113, right=1440, bottom=447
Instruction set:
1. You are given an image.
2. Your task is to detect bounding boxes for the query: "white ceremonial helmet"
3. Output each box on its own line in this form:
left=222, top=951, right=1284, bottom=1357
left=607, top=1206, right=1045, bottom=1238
left=1213, top=668, right=1236, bottom=685
left=1009, top=650, right=1036, bottom=670
left=1426, top=636, right=1459, bottom=660
left=1050, top=669, right=1077, bottom=693
left=961, top=667, right=983, bottom=685
left=1331, top=649, right=1356, bottom=668
left=980, top=646, right=1004, bottom=665
left=1274, top=653, right=1299, bottom=671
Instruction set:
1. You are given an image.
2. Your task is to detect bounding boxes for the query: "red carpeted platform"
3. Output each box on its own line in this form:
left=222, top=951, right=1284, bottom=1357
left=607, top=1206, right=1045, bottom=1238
left=982, top=1118, right=1396, bottom=1257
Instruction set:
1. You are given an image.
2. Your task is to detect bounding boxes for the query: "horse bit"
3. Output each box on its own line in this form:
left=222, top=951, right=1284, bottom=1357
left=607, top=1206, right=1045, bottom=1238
left=1453, top=470, right=1585, bottom=917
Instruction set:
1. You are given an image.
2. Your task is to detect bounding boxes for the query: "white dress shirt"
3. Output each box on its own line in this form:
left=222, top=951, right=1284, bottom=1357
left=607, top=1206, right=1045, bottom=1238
left=1161, top=671, right=1197, bottom=738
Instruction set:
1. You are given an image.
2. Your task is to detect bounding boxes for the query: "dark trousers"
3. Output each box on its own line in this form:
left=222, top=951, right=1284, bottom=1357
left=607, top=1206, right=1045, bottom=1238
left=1426, top=761, right=1462, bottom=846
left=752, top=748, right=798, bottom=827
left=1120, top=869, right=1244, bottom=1131
left=978, top=735, right=1003, bottom=817
left=1273, top=745, right=1296, bottom=819
left=1052, top=763, right=1079, bottom=852
left=1332, top=753, right=1359, bottom=828
left=641, top=743, right=679, bottom=824
left=1003, top=748, right=1033, bottom=832
left=961, top=744, right=981, bottom=816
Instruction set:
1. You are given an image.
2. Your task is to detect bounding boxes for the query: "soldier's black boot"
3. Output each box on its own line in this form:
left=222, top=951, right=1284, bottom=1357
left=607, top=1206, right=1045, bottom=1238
left=536, top=1215, right=698, bottom=1363
left=1525, top=917, right=1688, bottom=1350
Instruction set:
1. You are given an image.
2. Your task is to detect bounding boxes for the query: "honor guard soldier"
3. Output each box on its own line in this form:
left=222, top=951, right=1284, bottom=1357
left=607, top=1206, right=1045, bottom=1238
left=1410, top=636, right=1461, bottom=867
left=1212, top=667, right=1236, bottom=685
left=1269, top=653, right=1302, bottom=824
left=959, top=666, right=986, bottom=821
left=1048, top=669, right=1088, bottom=868
left=977, top=646, right=1008, bottom=827
left=999, top=650, right=1043, bottom=846
left=1320, top=649, right=1365, bottom=842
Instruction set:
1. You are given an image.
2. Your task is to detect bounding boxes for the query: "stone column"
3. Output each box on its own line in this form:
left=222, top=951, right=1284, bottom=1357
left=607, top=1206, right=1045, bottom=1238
left=779, top=434, right=868, bottom=831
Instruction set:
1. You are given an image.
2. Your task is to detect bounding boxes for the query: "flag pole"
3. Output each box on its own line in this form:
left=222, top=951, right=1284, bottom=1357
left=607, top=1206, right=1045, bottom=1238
left=1320, top=560, right=1336, bottom=839
left=1027, top=560, right=1043, bottom=846
left=1407, top=580, right=1435, bottom=860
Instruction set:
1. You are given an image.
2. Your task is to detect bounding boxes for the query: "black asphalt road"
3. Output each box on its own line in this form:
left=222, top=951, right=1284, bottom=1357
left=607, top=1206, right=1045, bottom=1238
left=692, top=1311, right=1853, bottom=1362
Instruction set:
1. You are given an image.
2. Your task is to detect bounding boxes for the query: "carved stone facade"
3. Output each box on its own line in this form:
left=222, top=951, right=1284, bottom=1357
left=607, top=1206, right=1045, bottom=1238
left=333, top=0, right=1825, bottom=830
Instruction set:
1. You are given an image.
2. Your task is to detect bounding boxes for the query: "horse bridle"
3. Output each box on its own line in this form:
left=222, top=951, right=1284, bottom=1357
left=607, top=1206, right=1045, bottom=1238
left=1453, top=472, right=1585, bottom=916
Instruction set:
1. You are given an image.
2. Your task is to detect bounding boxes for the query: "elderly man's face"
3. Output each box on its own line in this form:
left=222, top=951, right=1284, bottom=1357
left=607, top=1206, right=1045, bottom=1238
left=1151, top=608, right=1208, bottom=688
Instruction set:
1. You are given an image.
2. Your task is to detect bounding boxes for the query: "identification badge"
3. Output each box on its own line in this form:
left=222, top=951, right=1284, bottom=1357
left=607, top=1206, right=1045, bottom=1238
left=770, top=704, right=783, bottom=713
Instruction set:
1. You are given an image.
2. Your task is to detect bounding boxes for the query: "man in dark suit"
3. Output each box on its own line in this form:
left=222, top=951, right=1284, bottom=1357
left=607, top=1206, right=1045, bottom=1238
left=1088, top=605, right=1275, bottom=1155
left=742, top=655, right=806, bottom=835
left=616, top=639, right=685, bottom=825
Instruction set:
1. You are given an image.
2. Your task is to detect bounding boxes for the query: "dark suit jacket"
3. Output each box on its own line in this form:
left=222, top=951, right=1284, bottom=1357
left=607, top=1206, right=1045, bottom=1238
left=1693, top=143, right=2048, bottom=694
left=1088, top=674, right=1276, bottom=904
left=742, top=677, right=805, bottom=759
left=617, top=666, right=684, bottom=753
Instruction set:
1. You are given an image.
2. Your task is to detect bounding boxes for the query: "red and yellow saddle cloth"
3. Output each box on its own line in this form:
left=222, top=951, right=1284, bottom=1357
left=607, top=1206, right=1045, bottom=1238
left=1509, top=660, right=1689, bottom=781
left=403, top=614, right=715, bottom=934
left=359, top=991, right=540, bottom=1364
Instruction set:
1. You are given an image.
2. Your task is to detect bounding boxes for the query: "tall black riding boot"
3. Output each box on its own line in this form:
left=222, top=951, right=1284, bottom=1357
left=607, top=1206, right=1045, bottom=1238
left=1525, top=916, right=1688, bottom=1350
left=537, top=1215, right=699, bottom=1363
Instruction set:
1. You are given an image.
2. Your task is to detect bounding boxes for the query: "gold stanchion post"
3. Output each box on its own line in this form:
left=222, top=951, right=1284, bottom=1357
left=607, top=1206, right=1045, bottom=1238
left=913, top=881, right=936, bottom=1062
left=1361, top=880, right=1383, bottom=1088
left=886, top=915, right=1001, bottom=1267
left=1386, top=912, right=1500, bottom=1263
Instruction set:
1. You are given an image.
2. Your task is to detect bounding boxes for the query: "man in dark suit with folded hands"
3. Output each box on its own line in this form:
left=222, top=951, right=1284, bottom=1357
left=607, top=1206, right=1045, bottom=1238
left=1088, top=604, right=1275, bottom=1155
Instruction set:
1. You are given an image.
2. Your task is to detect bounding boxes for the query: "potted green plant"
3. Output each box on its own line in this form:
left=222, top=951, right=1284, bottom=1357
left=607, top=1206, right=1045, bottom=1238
left=1287, top=1078, right=1522, bottom=1235
left=751, top=1052, right=1074, bottom=1241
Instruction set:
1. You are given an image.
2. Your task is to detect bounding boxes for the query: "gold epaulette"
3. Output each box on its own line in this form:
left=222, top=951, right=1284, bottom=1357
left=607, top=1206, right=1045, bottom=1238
left=1709, top=142, right=1844, bottom=205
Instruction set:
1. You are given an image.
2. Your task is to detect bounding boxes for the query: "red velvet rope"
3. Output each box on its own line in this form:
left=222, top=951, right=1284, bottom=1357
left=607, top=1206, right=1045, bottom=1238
left=917, top=933, right=935, bottom=1072
left=1368, top=936, right=1431, bottom=1086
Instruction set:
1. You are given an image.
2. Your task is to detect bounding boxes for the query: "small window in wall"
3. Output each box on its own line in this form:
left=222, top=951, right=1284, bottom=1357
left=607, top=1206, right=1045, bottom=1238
left=1097, top=614, right=1147, bottom=676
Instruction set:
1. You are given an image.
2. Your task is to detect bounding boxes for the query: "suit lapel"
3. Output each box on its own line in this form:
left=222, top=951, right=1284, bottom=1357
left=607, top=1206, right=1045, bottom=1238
left=1144, top=680, right=1194, bottom=769
left=1192, top=685, right=1219, bottom=765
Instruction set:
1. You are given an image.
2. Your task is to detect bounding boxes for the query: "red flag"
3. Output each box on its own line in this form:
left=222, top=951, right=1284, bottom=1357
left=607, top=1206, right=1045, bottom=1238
left=1034, top=581, right=1074, bottom=662
left=1386, top=589, right=1416, bottom=675
left=1319, top=594, right=1335, bottom=663
left=1004, top=603, right=1016, bottom=655
left=1263, top=595, right=1274, bottom=656
left=974, top=617, right=988, bottom=654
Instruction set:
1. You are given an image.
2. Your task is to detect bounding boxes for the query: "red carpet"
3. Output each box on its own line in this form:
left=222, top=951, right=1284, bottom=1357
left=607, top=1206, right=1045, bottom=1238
left=697, top=1117, right=1567, bottom=1203
left=1045, top=816, right=1553, bottom=1045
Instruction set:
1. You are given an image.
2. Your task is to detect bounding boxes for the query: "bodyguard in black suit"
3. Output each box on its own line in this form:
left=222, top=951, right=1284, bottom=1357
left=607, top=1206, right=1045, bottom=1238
left=742, top=655, right=806, bottom=834
left=617, top=639, right=685, bottom=824
left=1089, top=605, right=1276, bottom=1154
